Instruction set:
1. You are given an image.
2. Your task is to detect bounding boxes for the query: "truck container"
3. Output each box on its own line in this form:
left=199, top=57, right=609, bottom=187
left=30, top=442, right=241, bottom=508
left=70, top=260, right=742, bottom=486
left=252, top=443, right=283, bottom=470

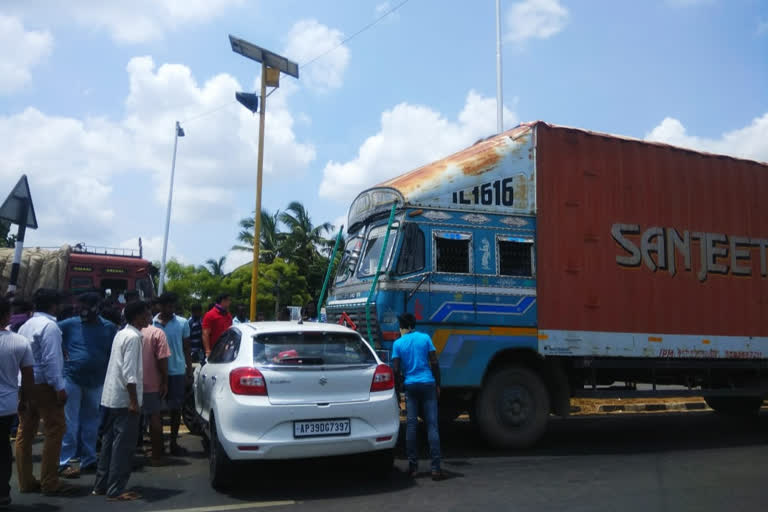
left=326, top=121, right=768, bottom=447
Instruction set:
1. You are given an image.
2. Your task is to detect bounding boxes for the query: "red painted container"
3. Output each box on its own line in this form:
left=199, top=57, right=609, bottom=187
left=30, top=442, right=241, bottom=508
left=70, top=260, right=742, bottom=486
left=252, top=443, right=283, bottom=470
left=535, top=122, right=768, bottom=337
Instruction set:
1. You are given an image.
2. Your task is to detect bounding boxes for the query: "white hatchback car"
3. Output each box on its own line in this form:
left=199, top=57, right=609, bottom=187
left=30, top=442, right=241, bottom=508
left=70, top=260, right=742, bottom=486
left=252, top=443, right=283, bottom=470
left=194, top=321, right=400, bottom=489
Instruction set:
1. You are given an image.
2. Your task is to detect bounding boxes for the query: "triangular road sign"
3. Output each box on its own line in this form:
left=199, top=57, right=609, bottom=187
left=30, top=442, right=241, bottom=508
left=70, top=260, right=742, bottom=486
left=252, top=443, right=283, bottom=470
left=0, top=175, right=38, bottom=229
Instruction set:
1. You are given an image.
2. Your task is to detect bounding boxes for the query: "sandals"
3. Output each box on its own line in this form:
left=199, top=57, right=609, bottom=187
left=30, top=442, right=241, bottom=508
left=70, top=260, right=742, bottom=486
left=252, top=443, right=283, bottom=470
left=107, top=491, right=143, bottom=502
left=60, top=466, right=81, bottom=479
left=431, top=470, right=445, bottom=481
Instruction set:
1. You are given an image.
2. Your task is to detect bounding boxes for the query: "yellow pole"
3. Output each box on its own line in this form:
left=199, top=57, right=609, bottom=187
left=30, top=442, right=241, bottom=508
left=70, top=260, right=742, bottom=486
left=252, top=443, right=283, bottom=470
left=250, top=64, right=267, bottom=321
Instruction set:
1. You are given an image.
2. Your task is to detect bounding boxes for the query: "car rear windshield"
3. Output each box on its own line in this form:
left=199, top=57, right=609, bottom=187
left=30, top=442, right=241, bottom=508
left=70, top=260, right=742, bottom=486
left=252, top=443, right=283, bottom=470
left=253, top=332, right=377, bottom=366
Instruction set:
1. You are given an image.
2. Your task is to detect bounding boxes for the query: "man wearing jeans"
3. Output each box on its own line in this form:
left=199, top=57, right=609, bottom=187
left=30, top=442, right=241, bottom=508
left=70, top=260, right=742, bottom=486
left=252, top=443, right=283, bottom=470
left=58, top=293, right=117, bottom=478
left=93, top=301, right=148, bottom=502
left=391, top=313, right=443, bottom=480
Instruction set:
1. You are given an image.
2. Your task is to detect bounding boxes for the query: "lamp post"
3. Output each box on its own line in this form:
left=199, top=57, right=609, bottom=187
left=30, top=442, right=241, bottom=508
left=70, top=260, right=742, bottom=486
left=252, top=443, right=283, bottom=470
left=496, top=0, right=504, bottom=133
left=158, top=121, right=184, bottom=294
left=229, top=35, right=299, bottom=321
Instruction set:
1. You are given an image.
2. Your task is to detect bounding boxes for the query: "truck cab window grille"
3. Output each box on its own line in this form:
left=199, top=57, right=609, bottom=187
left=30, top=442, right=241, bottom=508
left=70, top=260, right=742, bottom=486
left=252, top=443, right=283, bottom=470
left=436, top=237, right=471, bottom=273
left=498, top=240, right=533, bottom=276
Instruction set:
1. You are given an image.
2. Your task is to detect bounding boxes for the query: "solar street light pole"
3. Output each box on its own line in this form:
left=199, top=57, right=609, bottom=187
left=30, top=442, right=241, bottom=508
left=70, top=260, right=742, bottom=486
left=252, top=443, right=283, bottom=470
left=230, top=35, right=299, bottom=321
left=249, top=64, right=268, bottom=322
left=496, top=0, right=504, bottom=134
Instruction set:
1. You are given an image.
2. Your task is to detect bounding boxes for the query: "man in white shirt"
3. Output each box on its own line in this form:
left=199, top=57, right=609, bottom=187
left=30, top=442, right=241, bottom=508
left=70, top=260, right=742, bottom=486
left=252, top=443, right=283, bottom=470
left=93, top=300, right=149, bottom=502
left=0, top=297, right=35, bottom=508
left=15, top=289, right=77, bottom=496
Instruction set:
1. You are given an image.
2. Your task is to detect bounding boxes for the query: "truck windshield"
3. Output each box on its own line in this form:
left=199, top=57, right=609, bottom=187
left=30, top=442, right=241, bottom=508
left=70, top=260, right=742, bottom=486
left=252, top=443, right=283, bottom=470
left=358, top=223, right=399, bottom=277
left=335, top=235, right=363, bottom=283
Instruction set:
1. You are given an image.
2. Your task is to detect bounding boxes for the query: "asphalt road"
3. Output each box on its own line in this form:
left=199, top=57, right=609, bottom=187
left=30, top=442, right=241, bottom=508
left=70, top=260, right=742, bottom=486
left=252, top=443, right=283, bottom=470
left=10, top=411, right=768, bottom=512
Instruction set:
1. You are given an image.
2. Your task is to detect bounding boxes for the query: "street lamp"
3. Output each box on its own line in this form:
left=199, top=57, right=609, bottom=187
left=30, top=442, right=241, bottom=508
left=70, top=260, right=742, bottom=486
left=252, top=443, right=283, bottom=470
left=229, top=35, right=299, bottom=321
left=158, top=121, right=185, bottom=294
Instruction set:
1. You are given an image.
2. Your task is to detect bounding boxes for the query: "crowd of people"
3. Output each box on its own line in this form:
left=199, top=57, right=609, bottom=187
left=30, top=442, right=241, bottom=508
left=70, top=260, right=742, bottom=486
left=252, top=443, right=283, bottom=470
left=0, top=285, right=446, bottom=505
left=0, top=288, right=235, bottom=504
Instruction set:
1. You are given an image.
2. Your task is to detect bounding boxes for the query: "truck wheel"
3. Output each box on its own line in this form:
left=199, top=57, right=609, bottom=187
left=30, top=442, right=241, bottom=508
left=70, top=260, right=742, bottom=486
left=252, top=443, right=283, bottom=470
left=476, top=366, right=550, bottom=448
left=209, top=419, right=234, bottom=491
left=704, top=396, right=764, bottom=416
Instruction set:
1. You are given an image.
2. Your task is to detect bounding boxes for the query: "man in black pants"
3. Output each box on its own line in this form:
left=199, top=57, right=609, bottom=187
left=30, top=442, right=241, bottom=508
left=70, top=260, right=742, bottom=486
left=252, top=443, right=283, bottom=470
left=0, top=297, right=35, bottom=507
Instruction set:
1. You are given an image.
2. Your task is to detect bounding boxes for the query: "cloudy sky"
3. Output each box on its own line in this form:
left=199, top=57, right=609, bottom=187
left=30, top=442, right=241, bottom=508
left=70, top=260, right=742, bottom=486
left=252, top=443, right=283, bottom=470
left=1, top=0, right=766, bottom=272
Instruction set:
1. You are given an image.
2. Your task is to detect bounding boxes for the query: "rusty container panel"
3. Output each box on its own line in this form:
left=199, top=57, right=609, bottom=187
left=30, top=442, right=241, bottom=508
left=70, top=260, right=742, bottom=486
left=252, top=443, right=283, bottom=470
left=536, top=123, right=768, bottom=336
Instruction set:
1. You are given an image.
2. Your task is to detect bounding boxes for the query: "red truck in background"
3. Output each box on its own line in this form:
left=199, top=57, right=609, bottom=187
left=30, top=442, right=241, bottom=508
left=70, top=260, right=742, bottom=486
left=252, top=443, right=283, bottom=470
left=0, top=242, right=155, bottom=301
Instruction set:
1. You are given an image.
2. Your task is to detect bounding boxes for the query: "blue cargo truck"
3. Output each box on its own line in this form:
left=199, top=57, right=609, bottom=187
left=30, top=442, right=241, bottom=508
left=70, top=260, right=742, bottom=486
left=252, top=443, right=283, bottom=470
left=325, top=122, right=768, bottom=448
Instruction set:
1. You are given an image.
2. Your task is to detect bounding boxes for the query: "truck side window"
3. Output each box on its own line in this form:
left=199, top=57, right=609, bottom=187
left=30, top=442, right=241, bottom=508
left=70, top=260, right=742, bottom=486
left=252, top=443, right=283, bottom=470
left=435, top=233, right=471, bottom=273
left=396, top=223, right=425, bottom=275
left=498, top=237, right=534, bottom=276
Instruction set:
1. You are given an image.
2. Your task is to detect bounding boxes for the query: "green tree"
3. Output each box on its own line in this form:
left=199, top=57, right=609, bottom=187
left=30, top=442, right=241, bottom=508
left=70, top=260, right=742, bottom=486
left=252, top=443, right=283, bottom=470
left=205, top=256, right=226, bottom=277
left=279, top=201, right=334, bottom=300
left=233, top=209, right=283, bottom=263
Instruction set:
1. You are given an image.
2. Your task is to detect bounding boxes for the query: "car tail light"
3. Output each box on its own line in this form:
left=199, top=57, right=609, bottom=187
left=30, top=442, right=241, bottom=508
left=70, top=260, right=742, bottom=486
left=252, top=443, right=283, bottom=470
left=370, top=364, right=394, bottom=392
left=230, top=367, right=267, bottom=396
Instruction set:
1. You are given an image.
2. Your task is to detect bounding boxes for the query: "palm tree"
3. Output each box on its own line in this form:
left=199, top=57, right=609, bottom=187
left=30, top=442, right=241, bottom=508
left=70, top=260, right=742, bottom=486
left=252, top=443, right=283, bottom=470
left=279, top=201, right=333, bottom=264
left=205, top=256, right=226, bottom=277
left=232, top=209, right=283, bottom=264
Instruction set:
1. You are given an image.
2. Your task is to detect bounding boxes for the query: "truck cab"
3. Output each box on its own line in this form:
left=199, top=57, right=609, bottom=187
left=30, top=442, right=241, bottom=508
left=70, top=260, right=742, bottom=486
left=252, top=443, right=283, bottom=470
left=326, top=125, right=562, bottom=445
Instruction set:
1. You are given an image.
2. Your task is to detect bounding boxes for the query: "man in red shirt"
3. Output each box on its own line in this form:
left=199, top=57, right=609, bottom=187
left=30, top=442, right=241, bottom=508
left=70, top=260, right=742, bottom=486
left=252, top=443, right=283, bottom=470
left=202, top=294, right=232, bottom=358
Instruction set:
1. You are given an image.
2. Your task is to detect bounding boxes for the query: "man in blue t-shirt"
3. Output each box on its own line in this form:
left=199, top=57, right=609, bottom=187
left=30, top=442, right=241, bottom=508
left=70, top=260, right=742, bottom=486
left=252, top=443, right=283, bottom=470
left=58, top=293, right=117, bottom=477
left=391, top=313, right=442, bottom=480
left=153, top=292, right=191, bottom=456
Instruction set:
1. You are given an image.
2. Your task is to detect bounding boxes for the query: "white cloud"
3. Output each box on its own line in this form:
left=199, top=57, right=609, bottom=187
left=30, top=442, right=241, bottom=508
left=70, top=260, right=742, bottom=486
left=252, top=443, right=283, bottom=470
left=5, top=0, right=242, bottom=44
left=505, top=0, right=569, bottom=44
left=1, top=56, right=315, bottom=250
left=318, top=90, right=517, bottom=202
left=121, top=56, right=315, bottom=222
left=222, top=249, right=252, bottom=274
left=283, top=19, right=350, bottom=91
left=645, top=114, right=768, bottom=163
left=119, top=235, right=182, bottom=264
left=0, top=15, right=52, bottom=94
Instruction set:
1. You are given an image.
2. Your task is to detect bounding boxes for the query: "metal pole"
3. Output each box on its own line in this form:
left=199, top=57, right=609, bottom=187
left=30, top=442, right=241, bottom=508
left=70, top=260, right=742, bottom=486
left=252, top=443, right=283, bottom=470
left=249, top=65, right=268, bottom=321
left=158, top=121, right=180, bottom=294
left=317, top=226, right=344, bottom=318
left=6, top=199, right=28, bottom=296
left=365, top=203, right=397, bottom=348
left=496, top=0, right=504, bottom=134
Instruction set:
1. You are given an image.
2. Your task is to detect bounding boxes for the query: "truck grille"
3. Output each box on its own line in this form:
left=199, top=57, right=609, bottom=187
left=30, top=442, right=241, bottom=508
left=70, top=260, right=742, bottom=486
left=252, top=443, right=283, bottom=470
left=326, top=303, right=380, bottom=346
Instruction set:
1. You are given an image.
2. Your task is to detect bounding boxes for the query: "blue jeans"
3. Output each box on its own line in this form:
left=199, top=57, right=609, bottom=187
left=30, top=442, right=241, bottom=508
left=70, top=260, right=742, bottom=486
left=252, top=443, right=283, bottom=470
left=405, top=382, right=441, bottom=472
left=60, top=379, right=102, bottom=468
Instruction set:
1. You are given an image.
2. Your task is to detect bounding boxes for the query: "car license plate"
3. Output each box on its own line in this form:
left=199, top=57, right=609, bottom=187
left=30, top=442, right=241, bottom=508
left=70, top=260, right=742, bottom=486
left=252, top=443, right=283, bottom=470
left=294, top=419, right=351, bottom=438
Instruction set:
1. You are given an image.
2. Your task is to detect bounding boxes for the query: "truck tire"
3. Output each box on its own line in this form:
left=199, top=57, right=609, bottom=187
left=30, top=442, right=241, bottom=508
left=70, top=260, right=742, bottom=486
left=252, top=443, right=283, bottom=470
left=475, top=366, right=550, bottom=448
left=704, top=396, right=764, bottom=416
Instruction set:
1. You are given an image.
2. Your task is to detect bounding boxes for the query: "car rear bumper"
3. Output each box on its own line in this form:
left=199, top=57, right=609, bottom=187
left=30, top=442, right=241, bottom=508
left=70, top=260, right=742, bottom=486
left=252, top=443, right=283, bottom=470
left=214, top=391, right=400, bottom=461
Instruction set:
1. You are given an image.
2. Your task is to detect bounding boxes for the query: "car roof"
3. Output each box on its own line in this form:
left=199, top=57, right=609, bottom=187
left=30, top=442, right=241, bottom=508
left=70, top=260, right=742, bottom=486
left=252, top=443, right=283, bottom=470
left=238, top=321, right=361, bottom=336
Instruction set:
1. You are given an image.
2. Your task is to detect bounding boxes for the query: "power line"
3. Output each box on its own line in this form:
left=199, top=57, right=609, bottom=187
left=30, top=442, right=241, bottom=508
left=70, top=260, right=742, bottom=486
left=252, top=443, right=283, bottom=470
left=301, top=0, right=411, bottom=69
left=181, top=0, right=413, bottom=125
